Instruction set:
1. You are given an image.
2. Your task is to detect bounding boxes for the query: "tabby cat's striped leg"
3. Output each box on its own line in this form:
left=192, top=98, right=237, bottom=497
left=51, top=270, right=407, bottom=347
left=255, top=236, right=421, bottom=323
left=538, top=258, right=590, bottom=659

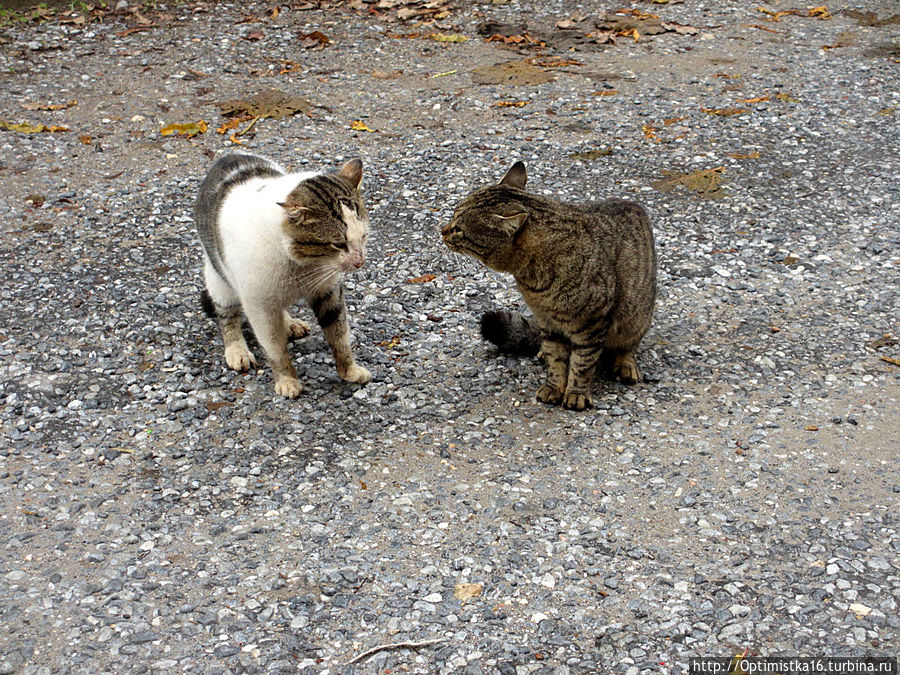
left=563, top=345, right=603, bottom=411
left=310, top=287, right=371, bottom=384
left=535, top=339, right=569, bottom=406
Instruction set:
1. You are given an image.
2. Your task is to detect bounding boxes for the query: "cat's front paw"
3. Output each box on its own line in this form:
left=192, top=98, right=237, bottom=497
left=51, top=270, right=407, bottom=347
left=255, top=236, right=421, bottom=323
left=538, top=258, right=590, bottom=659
left=225, top=345, right=257, bottom=372
left=341, top=364, right=372, bottom=384
left=535, top=384, right=564, bottom=406
left=274, top=376, right=303, bottom=398
left=286, top=318, right=311, bottom=340
left=562, top=392, right=593, bottom=411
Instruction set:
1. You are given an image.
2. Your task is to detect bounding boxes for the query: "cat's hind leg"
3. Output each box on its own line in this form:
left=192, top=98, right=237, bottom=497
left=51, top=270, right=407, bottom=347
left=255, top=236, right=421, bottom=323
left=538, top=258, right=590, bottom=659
left=610, top=350, right=640, bottom=384
left=204, top=261, right=257, bottom=371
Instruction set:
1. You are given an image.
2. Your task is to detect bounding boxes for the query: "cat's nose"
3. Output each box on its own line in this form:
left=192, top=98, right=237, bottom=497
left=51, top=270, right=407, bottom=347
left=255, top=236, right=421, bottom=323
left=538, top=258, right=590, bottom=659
left=351, top=250, right=364, bottom=268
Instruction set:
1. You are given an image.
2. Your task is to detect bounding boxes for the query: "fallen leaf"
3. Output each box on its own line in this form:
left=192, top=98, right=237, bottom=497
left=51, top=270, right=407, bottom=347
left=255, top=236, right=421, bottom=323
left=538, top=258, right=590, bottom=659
left=880, top=356, right=900, bottom=367
left=454, top=582, right=484, bottom=603
left=160, top=120, right=208, bottom=138
left=299, top=30, right=329, bottom=49
left=495, top=100, right=528, bottom=107
left=592, top=90, right=619, bottom=97
left=728, top=151, right=760, bottom=159
left=736, top=94, right=771, bottom=103
left=428, top=32, right=468, bottom=43
left=21, top=99, right=77, bottom=111
left=869, top=334, right=897, bottom=349
left=378, top=336, right=402, bottom=349
left=527, top=56, right=582, bottom=68
left=217, top=90, right=313, bottom=120
left=407, top=273, right=436, bottom=283
left=570, top=149, right=613, bottom=160
left=641, top=122, right=660, bottom=141
left=371, top=69, right=404, bottom=80
left=79, top=135, right=92, bottom=145
left=701, top=107, right=750, bottom=116
left=216, top=118, right=243, bottom=134
left=0, top=121, right=69, bottom=133
left=805, top=425, right=819, bottom=431
left=775, top=92, right=800, bottom=102
left=471, top=60, right=556, bottom=86
left=350, top=120, right=376, bottom=132
left=25, top=194, right=45, bottom=207
left=663, top=116, right=686, bottom=125
left=243, top=30, right=264, bottom=41
left=654, top=167, right=727, bottom=198
left=206, top=400, right=234, bottom=412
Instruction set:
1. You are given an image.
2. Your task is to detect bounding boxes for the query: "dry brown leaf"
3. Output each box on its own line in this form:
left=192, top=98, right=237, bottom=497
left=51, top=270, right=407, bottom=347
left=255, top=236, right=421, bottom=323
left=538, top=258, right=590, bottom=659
left=728, top=151, right=760, bottom=159
left=454, top=583, right=484, bottom=603
left=218, top=90, right=313, bottom=120
left=654, top=167, right=727, bottom=198
left=736, top=94, right=771, bottom=103
left=592, top=90, right=619, bottom=97
left=407, top=273, right=436, bottom=283
left=880, top=356, right=900, bottom=367
left=21, top=99, right=77, bottom=111
left=299, top=31, right=329, bottom=49
left=471, top=60, right=556, bottom=86
left=371, top=69, right=404, bottom=80
left=701, top=107, right=750, bottom=116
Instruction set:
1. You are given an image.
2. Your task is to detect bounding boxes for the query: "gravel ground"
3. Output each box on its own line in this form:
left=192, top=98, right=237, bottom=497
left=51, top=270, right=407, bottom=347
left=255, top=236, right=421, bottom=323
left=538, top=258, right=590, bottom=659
left=1, top=1, right=898, bottom=673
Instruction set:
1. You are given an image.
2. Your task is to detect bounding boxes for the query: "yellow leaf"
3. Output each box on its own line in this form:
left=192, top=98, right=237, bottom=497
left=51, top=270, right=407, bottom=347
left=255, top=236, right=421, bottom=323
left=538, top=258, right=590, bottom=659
left=350, top=120, right=376, bottom=132
left=0, top=120, right=68, bottom=133
left=160, top=120, right=208, bottom=138
left=454, top=583, right=483, bottom=603
left=428, top=32, right=468, bottom=43
left=495, top=101, right=528, bottom=108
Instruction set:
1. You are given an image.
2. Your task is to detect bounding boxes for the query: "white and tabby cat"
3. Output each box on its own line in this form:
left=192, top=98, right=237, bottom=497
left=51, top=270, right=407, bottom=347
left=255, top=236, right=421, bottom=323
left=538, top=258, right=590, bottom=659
left=195, top=152, right=371, bottom=398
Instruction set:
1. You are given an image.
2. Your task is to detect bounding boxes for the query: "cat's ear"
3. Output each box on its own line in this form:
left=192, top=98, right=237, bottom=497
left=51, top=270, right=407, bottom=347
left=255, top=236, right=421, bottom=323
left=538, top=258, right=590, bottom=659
left=499, top=161, right=527, bottom=189
left=278, top=201, right=312, bottom=221
left=338, top=158, right=363, bottom=189
left=493, top=211, right=528, bottom=235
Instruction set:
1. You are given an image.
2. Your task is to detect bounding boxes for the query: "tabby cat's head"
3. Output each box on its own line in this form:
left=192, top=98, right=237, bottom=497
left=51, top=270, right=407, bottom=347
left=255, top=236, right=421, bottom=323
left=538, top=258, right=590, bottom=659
left=279, top=159, right=368, bottom=273
left=442, top=162, right=529, bottom=272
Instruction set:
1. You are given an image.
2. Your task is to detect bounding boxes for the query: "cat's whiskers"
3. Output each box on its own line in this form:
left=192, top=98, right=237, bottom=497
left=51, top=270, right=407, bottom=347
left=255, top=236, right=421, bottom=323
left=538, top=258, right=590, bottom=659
left=307, top=267, right=341, bottom=296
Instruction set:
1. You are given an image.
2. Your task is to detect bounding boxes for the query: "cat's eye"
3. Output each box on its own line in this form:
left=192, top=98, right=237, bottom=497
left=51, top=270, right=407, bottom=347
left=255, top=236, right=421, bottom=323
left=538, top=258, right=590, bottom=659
left=334, top=242, right=349, bottom=251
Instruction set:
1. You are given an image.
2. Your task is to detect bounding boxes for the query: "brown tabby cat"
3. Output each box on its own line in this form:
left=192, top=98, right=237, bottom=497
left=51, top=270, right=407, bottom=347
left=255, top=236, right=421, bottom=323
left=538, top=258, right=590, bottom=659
left=442, top=161, right=656, bottom=411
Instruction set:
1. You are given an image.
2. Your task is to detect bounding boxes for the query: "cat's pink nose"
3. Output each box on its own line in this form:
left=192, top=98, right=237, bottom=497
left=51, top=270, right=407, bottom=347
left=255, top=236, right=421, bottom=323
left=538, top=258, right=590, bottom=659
left=351, top=250, right=364, bottom=268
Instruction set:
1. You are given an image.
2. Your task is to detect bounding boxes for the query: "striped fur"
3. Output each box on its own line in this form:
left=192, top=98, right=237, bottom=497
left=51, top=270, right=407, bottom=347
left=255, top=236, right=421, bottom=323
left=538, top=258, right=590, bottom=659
left=194, top=152, right=371, bottom=398
left=443, top=161, right=656, bottom=411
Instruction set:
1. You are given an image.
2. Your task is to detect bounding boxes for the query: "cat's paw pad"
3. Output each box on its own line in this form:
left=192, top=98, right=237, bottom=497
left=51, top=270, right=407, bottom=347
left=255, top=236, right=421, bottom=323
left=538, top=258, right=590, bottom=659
left=286, top=318, right=311, bottom=340
left=225, top=345, right=257, bottom=372
left=535, top=385, right=564, bottom=405
left=562, top=392, right=593, bottom=411
left=613, top=356, right=640, bottom=384
left=274, top=376, right=303, bottom=398
left=341, top=364, right=372, bottom=384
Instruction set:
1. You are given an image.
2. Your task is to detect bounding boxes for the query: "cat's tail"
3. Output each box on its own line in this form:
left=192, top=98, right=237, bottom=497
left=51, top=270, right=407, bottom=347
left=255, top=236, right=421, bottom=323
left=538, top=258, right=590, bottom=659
left=480, top=310, right=541, bottom=357
left=199, top=290, right=217, bottom=318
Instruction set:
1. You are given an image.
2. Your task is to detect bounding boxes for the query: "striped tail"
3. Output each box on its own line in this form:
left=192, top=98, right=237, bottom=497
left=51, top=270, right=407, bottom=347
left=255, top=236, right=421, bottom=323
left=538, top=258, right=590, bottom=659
left=480, top=310, right=541, bottom=356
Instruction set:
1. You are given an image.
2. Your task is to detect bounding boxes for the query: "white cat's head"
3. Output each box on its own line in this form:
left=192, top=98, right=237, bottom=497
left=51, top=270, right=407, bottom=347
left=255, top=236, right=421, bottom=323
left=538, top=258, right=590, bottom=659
left=278, top=159, right=369, bottom=273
